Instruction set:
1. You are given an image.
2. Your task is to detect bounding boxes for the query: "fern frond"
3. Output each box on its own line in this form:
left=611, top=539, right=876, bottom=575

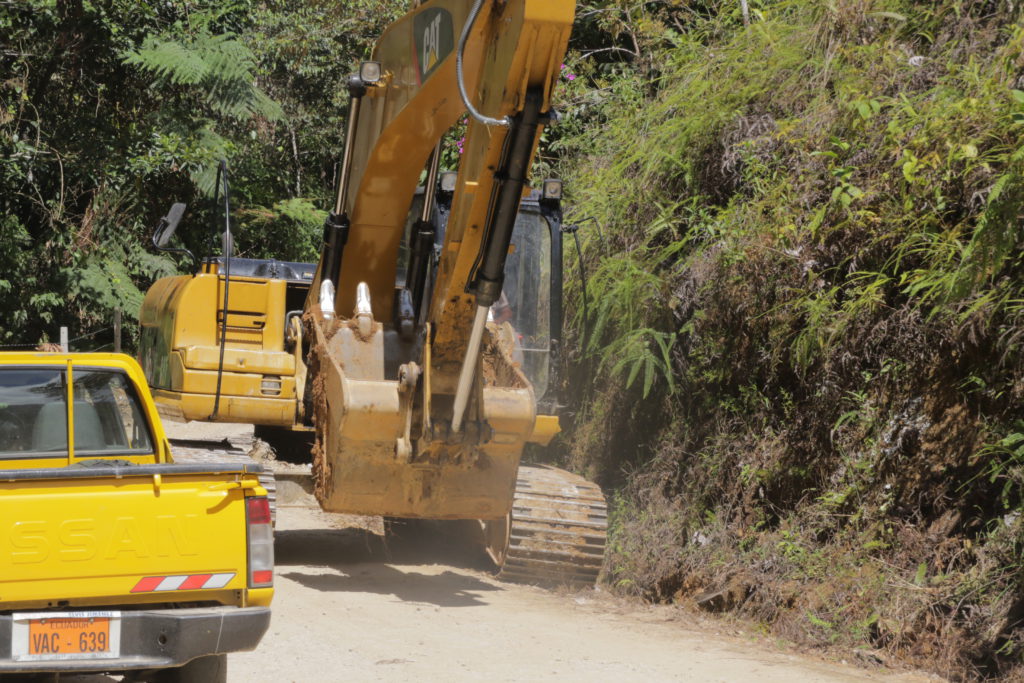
left=191, top=127, right=230, bottom=196
left=124, top=30, right=281, bottom=122
left=125, top=38, right=209, bottom=85
left=198, top=33, right=256, bottom=82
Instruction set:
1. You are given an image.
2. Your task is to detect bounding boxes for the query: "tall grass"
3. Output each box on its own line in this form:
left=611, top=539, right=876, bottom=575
left=558, top=1, right=1024, bottom=678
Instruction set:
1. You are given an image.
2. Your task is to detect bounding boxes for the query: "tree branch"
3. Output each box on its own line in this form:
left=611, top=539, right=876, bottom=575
left=581, top=46, right=639, bottom=59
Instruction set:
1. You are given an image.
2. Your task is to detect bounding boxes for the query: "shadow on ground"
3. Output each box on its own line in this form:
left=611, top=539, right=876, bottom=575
left=280, top=566, right=499, bottom=607
left=274, top=519, right=502, bottom=607
left=274, top=519, right=495, bottom=569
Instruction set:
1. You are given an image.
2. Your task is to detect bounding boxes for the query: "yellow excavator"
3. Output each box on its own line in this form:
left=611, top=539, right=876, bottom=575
left=140, top=0, right=606, bottom=585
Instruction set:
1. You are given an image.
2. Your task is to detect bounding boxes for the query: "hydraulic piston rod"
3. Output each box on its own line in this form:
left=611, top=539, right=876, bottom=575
left=450, top=91, right=544, bottom=433
left=450, top=304, right=489, bottom=434
left=322, top=75, right=368, bottom=288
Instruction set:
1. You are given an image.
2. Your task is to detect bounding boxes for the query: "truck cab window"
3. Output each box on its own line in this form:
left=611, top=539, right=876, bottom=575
left=0, top=368, right=154, bottom=458
left=0, top=369, right=64, bottom=456
left=71, top=370, right=155, bottom=454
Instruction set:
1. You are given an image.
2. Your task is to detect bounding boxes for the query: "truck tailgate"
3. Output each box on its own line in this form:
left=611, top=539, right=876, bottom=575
left=0, top=464, right=261, bottom=608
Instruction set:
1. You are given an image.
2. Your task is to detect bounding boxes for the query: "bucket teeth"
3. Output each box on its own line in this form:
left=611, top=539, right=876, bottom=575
left=496, top=465, right=607, bottom=589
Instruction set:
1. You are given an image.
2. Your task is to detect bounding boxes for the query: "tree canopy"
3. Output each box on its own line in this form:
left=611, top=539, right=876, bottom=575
left=0, top=0, right=404, bottom=347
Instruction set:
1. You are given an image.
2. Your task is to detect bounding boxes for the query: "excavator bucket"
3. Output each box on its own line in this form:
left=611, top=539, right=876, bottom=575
left=307, top=308, right=536, bottom=521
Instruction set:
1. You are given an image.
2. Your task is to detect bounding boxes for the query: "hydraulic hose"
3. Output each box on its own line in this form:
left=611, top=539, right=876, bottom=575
left=456, top=0, right=510, bottom=128
left=210, top=161, right=232, bottom=420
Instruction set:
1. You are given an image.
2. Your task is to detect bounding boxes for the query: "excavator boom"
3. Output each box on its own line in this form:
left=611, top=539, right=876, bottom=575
left=315, top=0, right=572, bottom=352
left=306, top=0, right=575, bottom=520
left=140, top=0, right=608, bottom=587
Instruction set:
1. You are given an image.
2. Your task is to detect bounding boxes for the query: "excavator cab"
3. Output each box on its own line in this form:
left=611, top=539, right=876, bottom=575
left=490, top=188, right=562, bottom=407
left=139, top=183, right=317, bottom=428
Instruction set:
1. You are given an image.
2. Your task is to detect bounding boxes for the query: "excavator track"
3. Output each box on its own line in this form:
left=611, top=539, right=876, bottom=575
left=494, top=465, right=607, bottom=588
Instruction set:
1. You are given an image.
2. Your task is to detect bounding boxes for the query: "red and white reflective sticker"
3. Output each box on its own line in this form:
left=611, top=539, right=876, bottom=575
left=130, top=573, right=235, bottom=593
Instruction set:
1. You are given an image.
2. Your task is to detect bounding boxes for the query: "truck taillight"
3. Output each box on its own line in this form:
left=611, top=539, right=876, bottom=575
left=246, top=496, right=274, bottom=588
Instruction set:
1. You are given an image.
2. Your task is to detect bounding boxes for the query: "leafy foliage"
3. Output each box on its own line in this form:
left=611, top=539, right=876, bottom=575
left=556, top=0, right=1024, bottom=678
left=0, top=0, right=404, bottom=348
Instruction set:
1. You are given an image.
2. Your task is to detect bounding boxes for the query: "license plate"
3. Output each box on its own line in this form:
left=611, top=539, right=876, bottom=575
left=11, top=611, right=121, bottom=661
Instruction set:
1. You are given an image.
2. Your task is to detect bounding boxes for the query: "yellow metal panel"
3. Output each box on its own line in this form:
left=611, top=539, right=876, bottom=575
left=170, top=354, right=296, bottom=398
left=0, top=473, right=250, bottom=607
left=140, top=273, right=293, bottom=395
left=212, top=278, right=288, bottom=352
left=153, top=390, right=296, bottom=427
left=180, top=346, right=296, bottom=376
left=169, top=275, right=218, bottom=350
left=246, top=587, right=273, bottom=608
left=528, top=414, right=560, bottom=446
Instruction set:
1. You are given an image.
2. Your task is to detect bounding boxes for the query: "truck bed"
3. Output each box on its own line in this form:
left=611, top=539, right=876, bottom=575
left=0, top=462, right=264, bottom=611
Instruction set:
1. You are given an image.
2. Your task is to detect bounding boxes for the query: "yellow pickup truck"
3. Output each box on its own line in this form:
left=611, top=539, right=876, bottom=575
left=0, top=353, right=273, bottom=682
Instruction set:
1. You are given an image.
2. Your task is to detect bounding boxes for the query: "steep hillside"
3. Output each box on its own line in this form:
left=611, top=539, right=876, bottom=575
left=556, top=3, right=1024, bottom=678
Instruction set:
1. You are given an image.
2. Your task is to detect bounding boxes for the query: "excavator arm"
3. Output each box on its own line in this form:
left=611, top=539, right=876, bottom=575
left=314, top=0, right=572, bottom=331
left=305, top=0, right=575, bottom=516
left=296, top=0, right=606, bottom=585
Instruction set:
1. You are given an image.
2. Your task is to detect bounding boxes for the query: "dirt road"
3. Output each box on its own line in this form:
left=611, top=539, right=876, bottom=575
left=158, top=422, right=929, bottom=683
left=229, top=504, right=929, bottom=683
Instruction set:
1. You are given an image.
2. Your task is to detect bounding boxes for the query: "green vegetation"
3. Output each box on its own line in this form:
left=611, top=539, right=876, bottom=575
left=554, top=1, right=1024, bottom=678
left=4, top=0, right=1024, bottom=678
left=0, top=0, right=403, bottom=347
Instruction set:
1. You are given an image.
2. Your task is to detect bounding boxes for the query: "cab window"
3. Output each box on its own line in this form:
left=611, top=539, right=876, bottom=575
left=0, top=368, right=154, bottom=458
left=495, top=206, right=552, bottom=399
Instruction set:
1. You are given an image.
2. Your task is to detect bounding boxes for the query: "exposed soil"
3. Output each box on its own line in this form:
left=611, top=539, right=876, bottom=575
left=54, top=422, right=936, bottom=682
left=227, top=505, right=934, bottom=682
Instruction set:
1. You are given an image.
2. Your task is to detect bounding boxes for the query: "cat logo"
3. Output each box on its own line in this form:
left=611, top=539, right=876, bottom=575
left=413, top=8, right=454, bottom=84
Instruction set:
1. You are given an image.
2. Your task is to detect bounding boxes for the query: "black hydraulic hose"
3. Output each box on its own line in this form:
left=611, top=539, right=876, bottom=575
left=211, top=161, right=232, bottom=420
left=471, top=90, right=543, bottom=307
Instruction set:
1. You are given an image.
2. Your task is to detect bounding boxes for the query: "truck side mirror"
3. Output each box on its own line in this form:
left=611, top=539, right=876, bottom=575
left=154, top=203, right=187, bottom=248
